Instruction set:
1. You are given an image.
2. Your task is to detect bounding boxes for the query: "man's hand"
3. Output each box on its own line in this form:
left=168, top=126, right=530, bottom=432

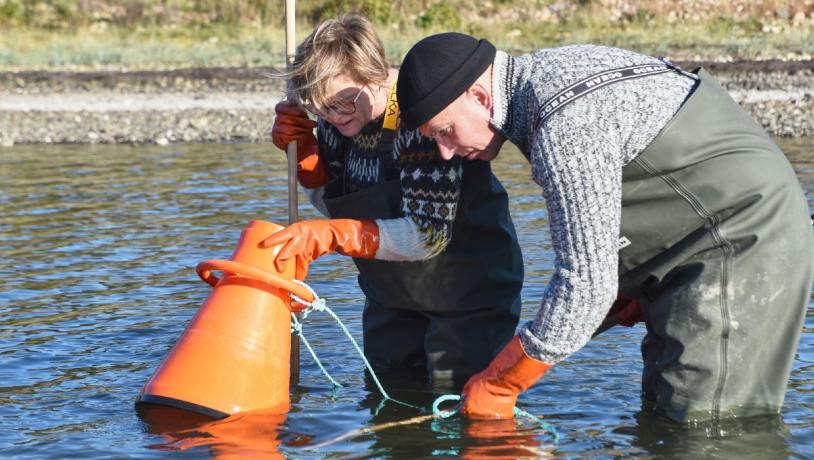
left=461, top=336, right=551, bottom=419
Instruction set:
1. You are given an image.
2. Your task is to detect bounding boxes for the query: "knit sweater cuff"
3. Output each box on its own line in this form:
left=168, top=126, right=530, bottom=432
left=518, top=321, right=568, bottom=364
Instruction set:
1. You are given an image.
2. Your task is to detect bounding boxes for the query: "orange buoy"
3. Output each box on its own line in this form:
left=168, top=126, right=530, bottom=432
left=136, top=220, right=313, bottom=418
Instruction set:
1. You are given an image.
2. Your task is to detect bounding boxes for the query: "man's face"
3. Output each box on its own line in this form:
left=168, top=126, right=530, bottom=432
left=419, top=87, right=504, bottom=161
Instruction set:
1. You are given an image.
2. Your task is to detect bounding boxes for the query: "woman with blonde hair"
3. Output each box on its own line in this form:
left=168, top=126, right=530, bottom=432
left=270, top=13, right=523, bottom=384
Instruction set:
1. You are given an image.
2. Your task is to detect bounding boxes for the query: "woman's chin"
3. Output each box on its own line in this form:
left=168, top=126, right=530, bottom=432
left=335, top=120, right=360, bottom=137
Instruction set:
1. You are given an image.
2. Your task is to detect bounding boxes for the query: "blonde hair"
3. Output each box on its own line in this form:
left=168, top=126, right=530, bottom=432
left=284, top=13, right=389, bottom=114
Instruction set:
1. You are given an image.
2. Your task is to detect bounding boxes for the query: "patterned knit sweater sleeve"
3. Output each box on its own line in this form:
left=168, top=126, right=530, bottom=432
left=374, top=128, right=464, bottom=261
left=491, top=46, right=695, bottom=364
left=313, top=114, right=463, bottom=260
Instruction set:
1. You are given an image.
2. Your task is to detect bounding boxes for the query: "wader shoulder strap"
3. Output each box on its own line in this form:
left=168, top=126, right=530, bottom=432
left=536, top=60, right=698, bottom=128
left=377, top=80, right=400, bottom=155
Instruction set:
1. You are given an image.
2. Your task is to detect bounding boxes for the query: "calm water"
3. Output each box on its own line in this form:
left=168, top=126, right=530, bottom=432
left=1, top=139, right=812, bottom=458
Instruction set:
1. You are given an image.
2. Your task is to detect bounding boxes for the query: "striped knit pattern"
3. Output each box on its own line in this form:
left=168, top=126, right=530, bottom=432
left=316, top=115, right=462, bottom=259
left=491, top=46, right=696, bottom=364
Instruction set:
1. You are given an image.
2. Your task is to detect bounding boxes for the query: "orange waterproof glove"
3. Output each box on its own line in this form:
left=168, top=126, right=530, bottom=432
left=260, top=219, right=379, bottom=280
left=272, top=101, right=330, bottom=189
left=461, top=336, right=552, bottom=419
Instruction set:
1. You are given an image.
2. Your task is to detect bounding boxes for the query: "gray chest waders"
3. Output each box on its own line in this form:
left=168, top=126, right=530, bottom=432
left=320, top=87, right=524, bottom=382
left=540, top=64, right=813, bottom=421
left=619, top=69, right=813, bottom=421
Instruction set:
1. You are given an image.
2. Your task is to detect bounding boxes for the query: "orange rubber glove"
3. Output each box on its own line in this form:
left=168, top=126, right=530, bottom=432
left=461, top=336, right=552, bottom=419
left=260, top=219, right=379, bottom=280
left=272, top=101, right=330, bottom=189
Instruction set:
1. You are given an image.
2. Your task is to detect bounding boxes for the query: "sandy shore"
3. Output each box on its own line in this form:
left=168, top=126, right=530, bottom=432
left=1, top=61, right=812, bottom=146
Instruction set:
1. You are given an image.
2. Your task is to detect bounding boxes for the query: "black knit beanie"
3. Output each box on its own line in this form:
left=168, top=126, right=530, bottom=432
left=397, top=33, right=496, bottom=130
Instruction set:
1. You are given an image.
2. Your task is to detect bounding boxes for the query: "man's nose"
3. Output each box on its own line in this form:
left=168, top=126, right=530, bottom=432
left=436, top=141, right=456, bottom=160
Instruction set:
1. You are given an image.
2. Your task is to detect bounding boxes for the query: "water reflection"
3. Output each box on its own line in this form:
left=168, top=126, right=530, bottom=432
left=312, top=369, right=557, bottom=458
left=0, top=140, right=811, bottom=458
left=138, top=405, right=295, bottom=458
left=619, top=411, right=792, bottom=459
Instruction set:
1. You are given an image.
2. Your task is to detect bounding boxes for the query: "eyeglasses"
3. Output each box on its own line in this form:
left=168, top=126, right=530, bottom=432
left=320, top=86, right=366, bottom=116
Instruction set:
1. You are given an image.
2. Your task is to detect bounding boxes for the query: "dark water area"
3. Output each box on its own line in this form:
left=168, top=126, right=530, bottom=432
left=1, top=139, right=812, bottom=458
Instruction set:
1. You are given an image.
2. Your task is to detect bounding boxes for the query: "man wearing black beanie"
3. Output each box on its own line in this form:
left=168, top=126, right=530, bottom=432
left=395, top=33, right=813, bottom=423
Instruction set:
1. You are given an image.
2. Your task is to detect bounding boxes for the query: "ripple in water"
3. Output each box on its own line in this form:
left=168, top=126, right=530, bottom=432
left=0, top=140, right=812, bottom=458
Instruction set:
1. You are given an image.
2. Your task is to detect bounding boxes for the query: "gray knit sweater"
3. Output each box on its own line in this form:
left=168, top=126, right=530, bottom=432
left=491, top=45, right=695, bottom=364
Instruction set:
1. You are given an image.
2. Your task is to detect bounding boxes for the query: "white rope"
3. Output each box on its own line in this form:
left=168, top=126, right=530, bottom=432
left=290, top=280, right=420, bottom=410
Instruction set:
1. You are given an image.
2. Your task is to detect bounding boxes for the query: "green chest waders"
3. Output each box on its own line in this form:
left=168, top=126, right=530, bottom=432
left=320, top=88, right=523, bottom=382
left=616, top=69, right=814, bottom=421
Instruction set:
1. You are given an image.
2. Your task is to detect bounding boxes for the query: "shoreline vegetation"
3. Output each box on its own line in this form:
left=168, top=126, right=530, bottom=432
left=0, top=0, right=812, bottom=70
left=1, top=0, right=812, bottom=145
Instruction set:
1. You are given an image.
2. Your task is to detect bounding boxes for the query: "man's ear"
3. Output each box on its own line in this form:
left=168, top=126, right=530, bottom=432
left=468, top=82, right=492, bottom=112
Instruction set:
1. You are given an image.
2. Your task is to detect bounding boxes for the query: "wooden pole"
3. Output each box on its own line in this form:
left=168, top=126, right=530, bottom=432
left=285, top=0, right=300, bottom=385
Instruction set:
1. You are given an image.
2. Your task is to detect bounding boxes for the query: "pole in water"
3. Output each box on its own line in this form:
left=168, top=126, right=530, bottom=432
left=284, top=0, right=301, bottom=386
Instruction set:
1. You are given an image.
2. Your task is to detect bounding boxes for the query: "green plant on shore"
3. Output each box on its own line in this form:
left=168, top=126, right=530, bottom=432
left=0, top=0, right=811, bottom=70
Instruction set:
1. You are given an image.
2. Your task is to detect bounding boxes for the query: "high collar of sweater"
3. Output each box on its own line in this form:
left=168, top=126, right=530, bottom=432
left=490, top=50, right=532, bottom=155
left=491, top=51, right=520, bottom=144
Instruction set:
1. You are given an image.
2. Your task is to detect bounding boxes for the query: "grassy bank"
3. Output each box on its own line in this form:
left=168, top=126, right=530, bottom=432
left=0, top=0, right=812, bottom=70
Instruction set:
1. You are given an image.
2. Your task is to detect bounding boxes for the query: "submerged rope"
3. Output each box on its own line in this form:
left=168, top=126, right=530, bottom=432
left=290, top=312, right=342, bottom=388
left=514, top=406, right=560, bottom=444
left=310, top=394, right=559, bottom=451
left=431, top=394, right=560, bottom=443
left=290, top=280, right=420, bottom=411
left=432, top=394, right=462, bottom=418
left=309, top=413, right=436, bottom=450
left=290, top=279, right=559, bottom=448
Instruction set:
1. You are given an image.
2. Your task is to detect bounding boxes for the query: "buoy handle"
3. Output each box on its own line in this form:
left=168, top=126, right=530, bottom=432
left=196, top=259, right=315, bottom=309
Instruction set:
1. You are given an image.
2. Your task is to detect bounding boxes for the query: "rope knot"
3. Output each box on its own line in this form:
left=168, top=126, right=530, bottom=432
left=310, top=297, right=326, bottom=311
left=291, top=279, right=324, bottom=313
left=432, top=394, right=462, bottom=418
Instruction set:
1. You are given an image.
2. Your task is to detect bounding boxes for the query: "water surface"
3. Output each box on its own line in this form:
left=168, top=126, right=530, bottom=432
left=1, top=139, right=812, bottom=458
